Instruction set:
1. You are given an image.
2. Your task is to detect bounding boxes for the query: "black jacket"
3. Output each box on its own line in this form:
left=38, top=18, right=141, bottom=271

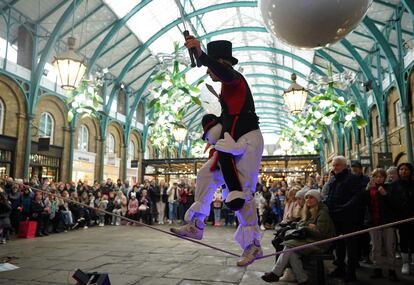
left=363, top=184, right=396, bottom=226
left=390, top=180, right=414, bottom=220
left=325, top=168, right=363, bottom=223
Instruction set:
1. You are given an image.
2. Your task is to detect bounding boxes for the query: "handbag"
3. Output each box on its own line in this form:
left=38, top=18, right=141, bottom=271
left=138, top=204, right=148, bottom=211
left=284, top=227, right=308, bottom=241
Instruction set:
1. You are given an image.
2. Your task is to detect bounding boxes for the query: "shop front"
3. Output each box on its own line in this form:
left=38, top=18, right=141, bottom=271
left=103, top=154, right=120, bottom=181
left=72, top=150, right=96, bottom=185
left=30, top=142, right=62, bottom=182
left=126, top=158, right=138, bottom=185
left=0, top=135, right=16, bottom=178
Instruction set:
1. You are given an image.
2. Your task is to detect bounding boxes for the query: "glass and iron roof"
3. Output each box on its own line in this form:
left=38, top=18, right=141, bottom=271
left=0, top=0, right=413, bottom=144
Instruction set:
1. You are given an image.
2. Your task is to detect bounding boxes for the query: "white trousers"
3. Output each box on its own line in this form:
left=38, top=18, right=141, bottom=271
left=157, top=201, right=165, bottom=223
left=185, top=129, right=264, bottom=250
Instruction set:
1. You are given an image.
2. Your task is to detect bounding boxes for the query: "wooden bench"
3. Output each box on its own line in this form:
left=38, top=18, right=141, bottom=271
left=302, top=252, right=335, bottom=285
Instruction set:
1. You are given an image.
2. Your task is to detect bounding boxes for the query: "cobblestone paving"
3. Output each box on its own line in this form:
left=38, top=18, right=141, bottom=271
left=1, top=224, right=413, bottom=284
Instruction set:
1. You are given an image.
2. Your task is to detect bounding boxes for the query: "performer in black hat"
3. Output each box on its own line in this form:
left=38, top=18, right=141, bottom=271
left=171, top=36, right=264, bottom=267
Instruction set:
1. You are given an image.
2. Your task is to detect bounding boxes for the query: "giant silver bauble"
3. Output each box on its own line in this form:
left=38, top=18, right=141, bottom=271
left=259, top=0, right=372, bottom=49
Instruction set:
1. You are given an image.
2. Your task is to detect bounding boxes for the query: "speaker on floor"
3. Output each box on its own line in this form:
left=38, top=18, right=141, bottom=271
left=72, top=269, right=111, bottom=285
left=38, top=137, right=50, bottom=151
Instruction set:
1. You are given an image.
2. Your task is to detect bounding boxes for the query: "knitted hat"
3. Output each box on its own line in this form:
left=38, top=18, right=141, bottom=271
left=201, top=114, right=220, bottom=140
left=305, top=190, right=321, bottom=202
left=295, top=188, right=308, bottom=199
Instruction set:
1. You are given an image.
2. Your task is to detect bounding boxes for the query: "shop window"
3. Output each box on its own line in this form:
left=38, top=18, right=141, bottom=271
left=106, top=133, right=115, bottom=154
left=39, top=112, right=54, bottom=144
left=78, top=125, right=89, bottom=152
left=137, top=102, right=144, bottom=123
left=128, top=140, right=135, bottom=160
left=375, top=114, right=382, bottom=138
left=394, top=99, right=403, bottom=128
left=0, top=99, right=4, bottom=135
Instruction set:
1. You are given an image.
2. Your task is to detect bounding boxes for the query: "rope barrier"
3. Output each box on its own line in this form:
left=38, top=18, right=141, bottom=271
left=13, top=182, right=414, bottom=262
left=17, top=183, right=241, bottom=258
left=257, top=215, right=414, bottom=260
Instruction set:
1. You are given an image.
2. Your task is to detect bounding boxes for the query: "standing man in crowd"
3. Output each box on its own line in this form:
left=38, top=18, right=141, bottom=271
left=326, top=156, right=363, bottom=282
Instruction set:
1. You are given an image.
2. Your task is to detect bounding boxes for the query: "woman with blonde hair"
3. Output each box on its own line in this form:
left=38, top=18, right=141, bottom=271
left=262, top=190, right=335, bottom=283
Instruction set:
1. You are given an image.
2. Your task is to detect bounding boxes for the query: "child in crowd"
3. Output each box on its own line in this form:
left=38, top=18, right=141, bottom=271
left=97, top=195, right=108, bottom=227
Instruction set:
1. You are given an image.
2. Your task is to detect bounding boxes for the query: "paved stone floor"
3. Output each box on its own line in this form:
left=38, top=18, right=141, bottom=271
left=1, top=224, right=414, bottom=284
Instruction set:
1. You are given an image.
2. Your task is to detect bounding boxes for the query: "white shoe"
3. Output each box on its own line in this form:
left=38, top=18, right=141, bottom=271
left=236, top=243, right=263, bottom=266
left=115, top=222, right=120, bottom=226
left=402, top=263, right=410, bottom=275
left=83, top=226, right=88, bottom=229
left=279, top=268, right=296, bottom=282
left=260, top=225, right=266, bottom=231
left=168, top=220, right=172, bottom=225
left=170, top=219, right=205, bottom=240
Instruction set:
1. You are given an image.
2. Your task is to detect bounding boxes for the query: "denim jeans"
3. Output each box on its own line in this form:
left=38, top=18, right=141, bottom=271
left=272, top=246, right=308, bottom=283
left=213, top=208, right=221, bottom=223
left=168, top=202, right=177, bottom=221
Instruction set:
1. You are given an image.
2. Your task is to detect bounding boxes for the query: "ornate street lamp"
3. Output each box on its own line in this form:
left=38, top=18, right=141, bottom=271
left=283, top=73, right=308, bottom=114
left=172, top=125, right=187, bottom=142
left=53, top=37, right=86, bottom=91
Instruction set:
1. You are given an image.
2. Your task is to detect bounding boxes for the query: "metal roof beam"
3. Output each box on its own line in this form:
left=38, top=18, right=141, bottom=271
left=59, top=3, right=105, bottom=41
left=36, top=0, right=67, bottom=23
left=88, top=0, right=151, bottom=72
left=100, top=32, right=133, bottom=57
left=108, top=48, right=137, bottom=70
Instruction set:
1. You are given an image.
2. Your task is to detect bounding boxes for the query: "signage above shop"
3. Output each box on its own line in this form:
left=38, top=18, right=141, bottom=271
left=131, top=160, right=138, bottom=168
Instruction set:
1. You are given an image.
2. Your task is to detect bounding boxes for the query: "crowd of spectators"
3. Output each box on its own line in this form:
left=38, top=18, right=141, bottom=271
left=1, top=156, right=413, bottom=284
left=0, top=176, right=204, bottom=242
left=259, top=156, right=414, bottom=283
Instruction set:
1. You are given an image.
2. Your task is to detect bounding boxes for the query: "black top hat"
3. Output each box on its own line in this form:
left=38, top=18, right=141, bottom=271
left=207, top=40, right=238, bottom=65
left=201, top=114, right=221, bottom=140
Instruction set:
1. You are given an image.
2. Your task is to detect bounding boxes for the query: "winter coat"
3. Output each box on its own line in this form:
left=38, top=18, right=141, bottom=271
left=0, top=201, right=11, bottom=228
left=283, top=202, right=335, bottom=255
left=363, top=184, right=396, bottom=226
left=325, top=168, right=363, bottom=223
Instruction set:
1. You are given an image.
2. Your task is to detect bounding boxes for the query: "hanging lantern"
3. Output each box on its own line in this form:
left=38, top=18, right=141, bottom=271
left=53, top=37, right=86, bottom=91
left=283, top=73, right=308, bottom=114
left=172, top=126, right=187, bottom=142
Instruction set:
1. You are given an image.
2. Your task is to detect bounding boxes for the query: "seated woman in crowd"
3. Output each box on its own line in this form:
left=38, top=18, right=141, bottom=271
left=262, top=190, right=335, bottom=284
left=59, top=190, right=74, bottom=230
left=282, top=187, right=301, bottom=223
left=138, top=189, right=152, bottom=225
left=112, top=191, right=124, bottom=226
left=69, top=192, right=90, bottom=229
left=30, top=191, right=50, bottom=237
left=127, top=192, right=139, bottom=225
left=0, top=191, right=11, bottom=244
left=8, top=184, right=22, bottom=235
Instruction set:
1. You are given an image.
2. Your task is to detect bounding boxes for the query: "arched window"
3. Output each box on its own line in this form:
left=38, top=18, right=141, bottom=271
left=128, top=140, right=135, bottom=160
left=0, top=99, right=4, bottom=135
left=106, top=133, right=115, bottom=154
left=77, top=125, right=89, bottom=151
left=39, top=112, right=54, bottom=144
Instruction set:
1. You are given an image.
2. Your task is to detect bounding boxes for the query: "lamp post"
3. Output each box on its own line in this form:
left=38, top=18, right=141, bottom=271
left=283, top=73, right=308, bottom=114
left=53, top=37, right=86, bottom=91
